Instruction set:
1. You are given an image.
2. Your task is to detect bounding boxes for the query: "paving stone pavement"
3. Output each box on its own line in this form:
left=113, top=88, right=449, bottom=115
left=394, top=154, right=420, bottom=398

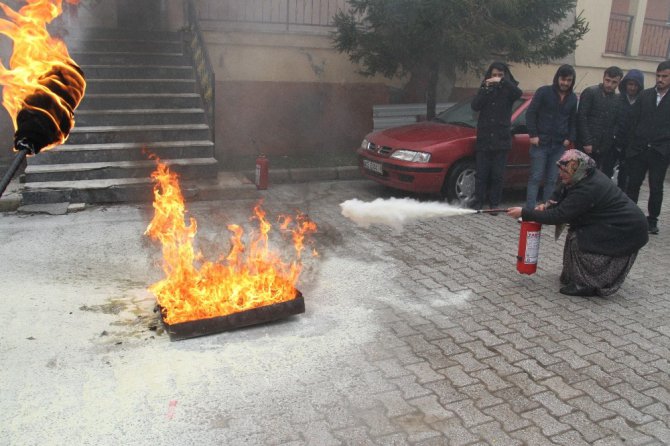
left=1, top=177, right=669, bottom=445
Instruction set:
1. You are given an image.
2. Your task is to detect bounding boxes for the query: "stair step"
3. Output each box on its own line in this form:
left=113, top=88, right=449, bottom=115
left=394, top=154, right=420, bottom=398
left=72, top=51, right=189, bottom=66
left=75, top=108, right=206, bottom=126
left=66, top=123, right=211, bottom=145
left=66, top=28, right=181, bottom=42
left=30, top=140, right=215, bottom=164
left=85, top=79, right=197, bottom=94
left=21, top=175, right=258, bottom=205
left=21, top=177, right=155, bottom=205
left=68, top=38, right=183, bottom=53
left=78, top=93, right=202, bottom=110
left=80, top=64, right=194, bottom=79
left=25, top=157, right=219, bottom=182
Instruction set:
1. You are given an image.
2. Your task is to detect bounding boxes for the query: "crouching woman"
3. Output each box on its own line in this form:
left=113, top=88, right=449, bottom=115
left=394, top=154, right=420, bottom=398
left=507, top=150, right=648, bottom=297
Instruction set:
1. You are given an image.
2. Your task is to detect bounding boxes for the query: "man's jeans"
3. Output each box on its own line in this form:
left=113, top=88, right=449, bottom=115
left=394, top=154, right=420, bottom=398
left=625, top=149, right=670, bottom=225
left=526, top=144, right=565, bottom=209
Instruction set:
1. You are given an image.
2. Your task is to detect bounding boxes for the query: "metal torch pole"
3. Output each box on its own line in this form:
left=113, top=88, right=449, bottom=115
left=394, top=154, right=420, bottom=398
left=0, top=149, right=28, bottom=198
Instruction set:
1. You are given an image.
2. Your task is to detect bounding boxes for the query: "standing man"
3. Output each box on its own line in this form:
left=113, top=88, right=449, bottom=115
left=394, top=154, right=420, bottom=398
left=471, top=61, right=522, bottom=212
left=614, top=69, right=644, bottom=191
left=577, top=66, right=623, bottom=178
left=624, top=60, right=670, bottom=235
left=525, top=64, right=578, bottom=209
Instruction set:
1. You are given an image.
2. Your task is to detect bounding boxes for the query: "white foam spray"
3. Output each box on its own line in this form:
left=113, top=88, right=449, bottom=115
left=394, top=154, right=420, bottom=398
left=340, top=197, right=475, bottom=231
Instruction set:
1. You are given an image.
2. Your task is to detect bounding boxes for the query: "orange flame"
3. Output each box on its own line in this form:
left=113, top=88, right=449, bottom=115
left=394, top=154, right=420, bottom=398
left=0, top=0, right=85, bottom=151
left=145, top=160, right=318, bottom=325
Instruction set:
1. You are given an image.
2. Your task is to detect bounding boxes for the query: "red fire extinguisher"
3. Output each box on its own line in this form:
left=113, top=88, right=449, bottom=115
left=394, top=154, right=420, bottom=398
left=517, top=221, right=542, bottom=275
left=255, top=154, right=269, bottom=190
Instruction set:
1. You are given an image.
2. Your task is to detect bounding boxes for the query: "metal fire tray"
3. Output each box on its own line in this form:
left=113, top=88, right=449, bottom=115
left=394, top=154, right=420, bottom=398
left=159, top=291, right=305, bottom=341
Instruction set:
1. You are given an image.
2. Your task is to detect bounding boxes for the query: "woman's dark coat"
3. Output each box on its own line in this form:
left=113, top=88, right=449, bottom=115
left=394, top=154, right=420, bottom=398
left=522, top=169, right=648, bottom=256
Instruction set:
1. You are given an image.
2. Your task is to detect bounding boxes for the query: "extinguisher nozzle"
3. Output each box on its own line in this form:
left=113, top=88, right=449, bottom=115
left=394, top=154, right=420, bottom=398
left=475, top=208, right=508, bottom=214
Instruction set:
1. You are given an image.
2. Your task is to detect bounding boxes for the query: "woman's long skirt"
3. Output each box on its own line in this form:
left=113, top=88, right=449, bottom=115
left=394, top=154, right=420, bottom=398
left=560, top=231, right=637, bottom=297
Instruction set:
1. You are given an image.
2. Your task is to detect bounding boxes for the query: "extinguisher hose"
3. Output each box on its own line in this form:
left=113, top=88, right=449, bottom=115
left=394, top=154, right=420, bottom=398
left=475, top=208, right=508, bottom=214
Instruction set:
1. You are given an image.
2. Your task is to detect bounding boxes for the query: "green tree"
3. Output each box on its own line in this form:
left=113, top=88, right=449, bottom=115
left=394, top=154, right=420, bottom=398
left=332, top=0, right=589, bottom=119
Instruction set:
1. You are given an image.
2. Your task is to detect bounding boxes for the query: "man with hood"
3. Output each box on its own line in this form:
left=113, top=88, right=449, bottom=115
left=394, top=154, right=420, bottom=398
left=577, top=66, right=623, bottom=177
left=614, top=69, right=644, bottom=190
left=525, top=64, right=578, bottom=210
left=624, top=60, right=670, bottom=235
left=470, top=61, right=522, bottom=212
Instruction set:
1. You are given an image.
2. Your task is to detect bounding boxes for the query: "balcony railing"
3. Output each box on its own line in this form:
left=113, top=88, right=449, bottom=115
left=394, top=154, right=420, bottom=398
left=605, top=13, right=633, bottom=54
left=195, top=0, right=349, bottom=31
left=639, top=19, right=670, bottom=58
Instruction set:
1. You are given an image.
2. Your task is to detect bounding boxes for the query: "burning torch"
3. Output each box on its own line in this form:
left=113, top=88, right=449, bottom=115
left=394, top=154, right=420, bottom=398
left=0, top=0, right=86, bottom=197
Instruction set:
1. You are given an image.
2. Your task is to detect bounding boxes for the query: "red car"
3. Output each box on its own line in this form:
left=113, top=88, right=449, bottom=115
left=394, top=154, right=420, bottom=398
left=358, top=93, right=533, bottom=204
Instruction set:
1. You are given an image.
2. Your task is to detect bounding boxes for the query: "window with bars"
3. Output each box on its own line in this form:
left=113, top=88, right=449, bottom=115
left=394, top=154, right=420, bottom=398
left=605, top=0, right=670, bottom=58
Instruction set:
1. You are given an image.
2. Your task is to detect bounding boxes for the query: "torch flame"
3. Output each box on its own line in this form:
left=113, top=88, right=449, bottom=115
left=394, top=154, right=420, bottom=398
left=0, top=0, right=85, bottom=152
left=145, top=160, right=318, bottom=325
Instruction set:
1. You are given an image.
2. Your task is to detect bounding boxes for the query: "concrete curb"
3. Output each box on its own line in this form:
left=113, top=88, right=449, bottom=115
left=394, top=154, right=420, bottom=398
left=242, top=165, right=361, bottom=185
left=0, top=178, right=21, bottom=213
left=0, top=167, right=362, bottom=212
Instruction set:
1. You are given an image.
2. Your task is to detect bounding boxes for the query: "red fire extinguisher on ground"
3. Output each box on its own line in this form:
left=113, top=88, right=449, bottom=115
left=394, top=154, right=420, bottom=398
left=255, top=154, right=269, bottom=190
left=517, top=221, right=542, bottom=275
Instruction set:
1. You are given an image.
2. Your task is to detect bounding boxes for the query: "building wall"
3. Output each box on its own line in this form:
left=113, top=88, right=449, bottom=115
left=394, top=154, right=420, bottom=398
left=203, top=29, right=401, bottom=164
left=574, top=0, right=664, bottom=90
left=4, top=0, right=666, bottom=170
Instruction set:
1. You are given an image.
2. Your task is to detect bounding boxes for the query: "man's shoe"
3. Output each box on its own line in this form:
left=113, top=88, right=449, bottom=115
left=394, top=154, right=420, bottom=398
left=648, top=224, right=659, bottom=234
left=559, top=283, right=596, bottom=297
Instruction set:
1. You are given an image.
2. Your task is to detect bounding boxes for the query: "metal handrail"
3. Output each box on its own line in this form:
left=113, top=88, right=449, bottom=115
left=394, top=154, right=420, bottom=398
left=184, top=0, right=215, bottom=141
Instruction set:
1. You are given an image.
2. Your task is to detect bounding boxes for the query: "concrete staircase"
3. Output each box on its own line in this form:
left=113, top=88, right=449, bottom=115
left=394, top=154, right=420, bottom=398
left=21, top=28, right=218, bottom=205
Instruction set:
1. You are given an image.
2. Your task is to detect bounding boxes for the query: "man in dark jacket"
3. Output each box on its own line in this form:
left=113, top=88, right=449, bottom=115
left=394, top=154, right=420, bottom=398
left=614, top=69, right=644, bottom=191
left=577, top=66, right=623, bottom=177
left=525, top=64, right=578, bottom=209
left=624, top=60, right=670, bottom=234
left=471, top=61, right=522, bottom=211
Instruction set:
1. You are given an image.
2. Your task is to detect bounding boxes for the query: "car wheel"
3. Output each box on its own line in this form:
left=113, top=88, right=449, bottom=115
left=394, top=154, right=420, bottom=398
left=442, top=159, right=476, bottom=205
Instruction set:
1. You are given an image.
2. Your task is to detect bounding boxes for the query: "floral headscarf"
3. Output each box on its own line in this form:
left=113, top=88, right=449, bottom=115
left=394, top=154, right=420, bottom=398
left=556, top=149, right=596, bottom=184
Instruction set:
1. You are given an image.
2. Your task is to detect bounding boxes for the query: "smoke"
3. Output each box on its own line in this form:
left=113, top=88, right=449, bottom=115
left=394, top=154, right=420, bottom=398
left=340, top=197, right=475, bottom=231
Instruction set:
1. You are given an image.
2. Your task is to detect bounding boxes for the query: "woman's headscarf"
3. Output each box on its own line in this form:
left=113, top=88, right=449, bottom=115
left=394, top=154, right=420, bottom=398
left=557, top=149, right=596, bottom=184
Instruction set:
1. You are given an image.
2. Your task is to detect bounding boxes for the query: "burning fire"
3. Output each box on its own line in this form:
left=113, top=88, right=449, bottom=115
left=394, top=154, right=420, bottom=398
left=0, top=0, right=85, bottom=152
left=145, top=160, right=318, bottom=325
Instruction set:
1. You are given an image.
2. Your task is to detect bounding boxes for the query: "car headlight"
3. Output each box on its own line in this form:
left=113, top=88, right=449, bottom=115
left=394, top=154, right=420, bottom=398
left=360, top=138, right=370, bottom=150
left=390, top=150, right=431, bottom=163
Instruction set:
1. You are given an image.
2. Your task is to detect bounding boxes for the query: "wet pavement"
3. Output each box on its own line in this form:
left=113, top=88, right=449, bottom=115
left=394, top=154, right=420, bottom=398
left=1, top=178, right=669, bottom=445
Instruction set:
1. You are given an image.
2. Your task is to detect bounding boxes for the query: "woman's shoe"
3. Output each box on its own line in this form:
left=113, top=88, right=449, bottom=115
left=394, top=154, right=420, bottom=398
left=559, top=283, right=596, bottom=297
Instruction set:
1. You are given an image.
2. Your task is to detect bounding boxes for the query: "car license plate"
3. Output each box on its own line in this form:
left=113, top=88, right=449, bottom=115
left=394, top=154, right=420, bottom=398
left=363, top=159, right=383, bottom=175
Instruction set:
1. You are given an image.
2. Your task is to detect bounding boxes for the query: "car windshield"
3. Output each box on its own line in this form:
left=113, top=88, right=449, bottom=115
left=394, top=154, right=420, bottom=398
left=434, top=98, right=478, bottom=127
left=434, top=96, right=526, bottom=128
